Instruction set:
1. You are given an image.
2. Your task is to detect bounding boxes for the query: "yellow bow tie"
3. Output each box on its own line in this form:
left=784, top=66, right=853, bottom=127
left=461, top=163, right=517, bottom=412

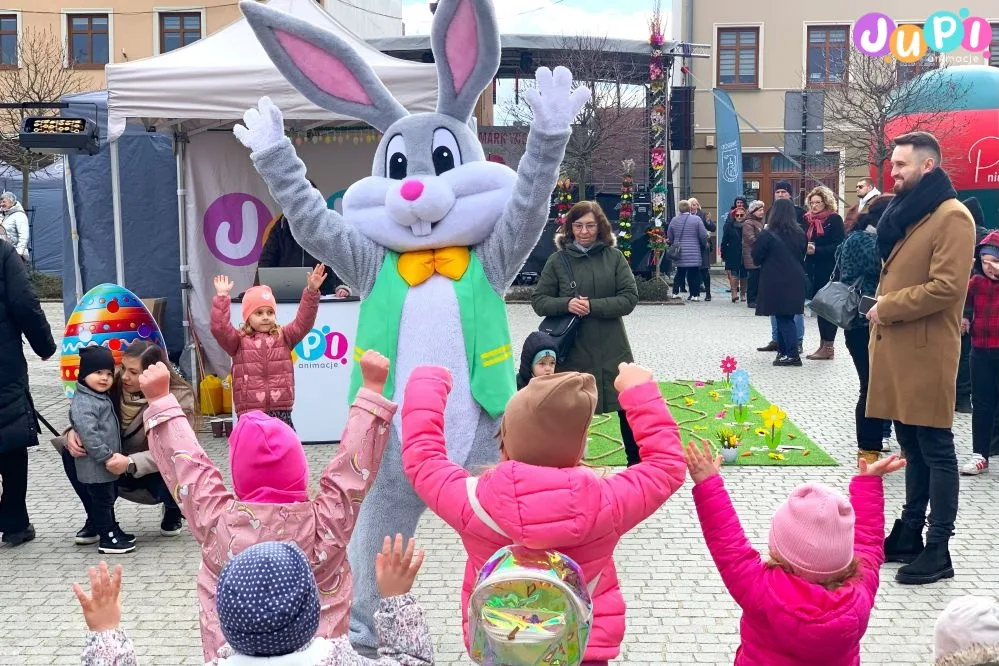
left=397, top=247, right=471, bottom=286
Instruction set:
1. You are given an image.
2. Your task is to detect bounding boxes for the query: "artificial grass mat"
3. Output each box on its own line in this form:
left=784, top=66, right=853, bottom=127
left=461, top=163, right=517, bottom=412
left=585, top=381, right=837, bottom=468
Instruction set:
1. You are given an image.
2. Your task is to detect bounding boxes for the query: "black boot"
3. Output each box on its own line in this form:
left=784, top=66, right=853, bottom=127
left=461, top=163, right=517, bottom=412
left=883, top=518, right=924, bottom=564
left=895, top=541, right=954, bottom=585
left=1, top=523, right=35, bottom=546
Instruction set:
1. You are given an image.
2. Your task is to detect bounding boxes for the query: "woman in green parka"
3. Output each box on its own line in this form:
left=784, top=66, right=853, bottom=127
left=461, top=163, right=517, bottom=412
left=531, top=200, right=641, bottom=464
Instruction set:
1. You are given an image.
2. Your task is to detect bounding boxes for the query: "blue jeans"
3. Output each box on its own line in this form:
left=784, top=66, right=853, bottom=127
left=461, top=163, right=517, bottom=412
left=771, top=315, right=804, bottom=345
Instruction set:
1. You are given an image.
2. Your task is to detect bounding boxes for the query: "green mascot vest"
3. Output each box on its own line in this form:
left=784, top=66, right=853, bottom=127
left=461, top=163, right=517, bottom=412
left=347, top=250, right=515, bottom=419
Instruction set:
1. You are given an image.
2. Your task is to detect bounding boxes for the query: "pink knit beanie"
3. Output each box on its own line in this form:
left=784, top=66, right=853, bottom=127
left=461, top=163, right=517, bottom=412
left=229, top=411, right=309, bottom=504
left=241, top=285, right=276, bottom=323
left=768, top=483, right=855, bottom=583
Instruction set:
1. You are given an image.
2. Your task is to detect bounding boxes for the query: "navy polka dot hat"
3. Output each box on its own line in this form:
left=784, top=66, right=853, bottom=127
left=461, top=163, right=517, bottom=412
left=216, top=541, right=320, bottom=657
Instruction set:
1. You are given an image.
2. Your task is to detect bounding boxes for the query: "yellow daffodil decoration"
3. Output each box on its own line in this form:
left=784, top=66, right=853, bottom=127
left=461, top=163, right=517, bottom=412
left=762, top=404, right=786, bottom=451
left=762, top=405, right=786, bottom=429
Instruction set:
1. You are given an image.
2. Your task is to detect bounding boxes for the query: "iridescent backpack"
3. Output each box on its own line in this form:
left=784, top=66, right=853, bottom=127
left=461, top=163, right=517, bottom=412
left=465, top=477, right=596, bottom=666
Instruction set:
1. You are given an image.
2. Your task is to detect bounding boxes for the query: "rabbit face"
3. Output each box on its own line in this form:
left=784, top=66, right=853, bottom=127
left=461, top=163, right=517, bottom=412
left=342, top=114, right=517, bottom=252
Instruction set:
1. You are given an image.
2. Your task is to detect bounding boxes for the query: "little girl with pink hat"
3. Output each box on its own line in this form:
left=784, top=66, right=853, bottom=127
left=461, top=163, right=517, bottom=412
left=684, top=442, right=906, bottom=665
left=210, top=266, right=325, bottom=429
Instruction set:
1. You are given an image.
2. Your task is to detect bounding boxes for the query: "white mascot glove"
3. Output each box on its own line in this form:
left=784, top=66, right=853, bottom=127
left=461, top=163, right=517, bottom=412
left=524, top=66, right=591, bottom=135
left=233, top=96, right=286, bottom=153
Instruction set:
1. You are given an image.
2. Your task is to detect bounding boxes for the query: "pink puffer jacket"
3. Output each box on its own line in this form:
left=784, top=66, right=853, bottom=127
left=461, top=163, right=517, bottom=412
left=692, top=474, right=885, bottom=666
left=401, top=369, right=687, bottom=662
left=210, top=288, right=318, bottom=415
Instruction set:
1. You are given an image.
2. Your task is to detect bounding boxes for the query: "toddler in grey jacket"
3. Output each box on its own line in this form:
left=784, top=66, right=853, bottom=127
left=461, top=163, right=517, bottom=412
left=70, top=345, right=134, bottom=554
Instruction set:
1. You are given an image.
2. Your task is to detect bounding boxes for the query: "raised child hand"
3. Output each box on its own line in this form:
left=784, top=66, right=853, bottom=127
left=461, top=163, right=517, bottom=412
left=376, top=534, right=425, bottom=598
left=684, top=440, right=721, bottom=484
left=138, top=362, right=172, bottom=401
left=360, top=350, right=390, bottom=393
left=858, top=453, right=906, bottom=477
left=409, top=365, right=453, bottom=393
left=613, top=362, right=654, bottom=393
left=214, top=275, right=234, bottom=298
left=306, top=264, right=326, bottom=292
left=73, top=561, right=123, bottom=633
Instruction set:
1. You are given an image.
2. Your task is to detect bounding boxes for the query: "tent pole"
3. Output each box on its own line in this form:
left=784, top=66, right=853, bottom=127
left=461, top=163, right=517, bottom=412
left=63, top=155, right=84, bottom=302
left=109, top=140, right=125, bottom=286
left=175, top=133, right=197, bottom=387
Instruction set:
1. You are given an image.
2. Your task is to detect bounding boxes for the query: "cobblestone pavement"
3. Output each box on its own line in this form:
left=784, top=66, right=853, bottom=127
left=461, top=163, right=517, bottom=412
left=2, top=294, right=996, bottom=665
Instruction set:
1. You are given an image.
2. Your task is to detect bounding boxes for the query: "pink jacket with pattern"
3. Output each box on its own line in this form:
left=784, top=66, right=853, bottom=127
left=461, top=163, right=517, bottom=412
left=692, top=474, right=885, bottom=666
left=210, top=288, right=318, bottom=415
left=143, top=388, right=395, bottom=662
left=401, top=372, right=687, bottom=662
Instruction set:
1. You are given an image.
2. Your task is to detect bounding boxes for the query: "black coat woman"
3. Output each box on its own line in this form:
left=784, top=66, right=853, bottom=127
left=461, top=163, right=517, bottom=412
left=752, top=199, right=808, bottom=367
left=838, top=194, right=893, bottom=463
left=0, top=240, right=56, bottom=545
left=802, top=185, right=846, bottom=361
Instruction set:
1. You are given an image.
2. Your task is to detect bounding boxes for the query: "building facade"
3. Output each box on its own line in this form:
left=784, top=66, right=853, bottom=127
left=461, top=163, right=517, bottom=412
left=670, top=0, right=999, bottom=219
left=1, top=0, right=403, bottom=92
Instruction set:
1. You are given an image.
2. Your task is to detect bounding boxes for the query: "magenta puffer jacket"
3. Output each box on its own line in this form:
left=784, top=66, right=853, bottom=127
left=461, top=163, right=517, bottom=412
left=692, top=474, right=885, bottom=666
left=210, top=288, right=318, bottom=415
left=401, top=370, right=687, bottom=662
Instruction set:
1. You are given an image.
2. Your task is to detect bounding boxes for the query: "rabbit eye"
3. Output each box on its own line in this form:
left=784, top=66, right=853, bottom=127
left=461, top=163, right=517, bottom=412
left=385, top=134, right=407, bottom=180
left=432, top=128, right=461, bottom=176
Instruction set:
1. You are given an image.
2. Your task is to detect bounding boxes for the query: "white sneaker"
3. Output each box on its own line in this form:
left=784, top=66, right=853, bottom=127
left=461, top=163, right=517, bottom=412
left=960, top=453, right=989, bottom=475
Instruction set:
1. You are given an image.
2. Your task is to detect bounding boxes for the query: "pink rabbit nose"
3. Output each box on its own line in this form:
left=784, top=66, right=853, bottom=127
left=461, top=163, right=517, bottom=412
left=400, top=180, right=424, bottom=201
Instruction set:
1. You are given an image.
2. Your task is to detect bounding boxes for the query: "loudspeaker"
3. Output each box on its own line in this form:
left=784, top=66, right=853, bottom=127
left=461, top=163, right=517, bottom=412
left=669, top=86, right=695, bottom=151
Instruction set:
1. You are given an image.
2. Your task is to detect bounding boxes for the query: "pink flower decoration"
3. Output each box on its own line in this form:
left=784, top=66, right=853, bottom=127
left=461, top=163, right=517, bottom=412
left=715, top=410, right=727, bottom=419
left=694, top=381, right=705, bottom=387
left=720, top=356, right=737, bottom=374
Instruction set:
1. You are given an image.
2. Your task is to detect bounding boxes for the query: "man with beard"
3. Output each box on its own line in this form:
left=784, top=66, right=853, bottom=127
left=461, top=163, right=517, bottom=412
left=866, top=131, right=975, bottom=585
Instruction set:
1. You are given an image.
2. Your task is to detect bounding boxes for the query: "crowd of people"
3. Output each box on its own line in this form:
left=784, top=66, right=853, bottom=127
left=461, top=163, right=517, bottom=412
left=3, top=128, right=999, bottom=665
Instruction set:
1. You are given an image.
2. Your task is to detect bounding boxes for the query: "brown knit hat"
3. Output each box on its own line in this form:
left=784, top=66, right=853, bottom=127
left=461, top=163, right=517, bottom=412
left=500, top=372, right=597, bottom=468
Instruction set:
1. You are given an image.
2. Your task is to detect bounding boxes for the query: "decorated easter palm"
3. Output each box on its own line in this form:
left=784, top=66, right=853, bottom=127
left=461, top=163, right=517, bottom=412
left=235, top=0, right=589, bottom=650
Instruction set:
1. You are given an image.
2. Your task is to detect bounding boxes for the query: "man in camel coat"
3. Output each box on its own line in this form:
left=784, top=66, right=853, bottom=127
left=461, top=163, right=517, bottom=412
left=866, top=131, right=975, bottom=587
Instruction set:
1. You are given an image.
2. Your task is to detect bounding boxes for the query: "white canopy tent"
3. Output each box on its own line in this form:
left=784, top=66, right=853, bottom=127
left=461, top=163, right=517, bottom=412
left=100, top=0, right=439, bottom=378
left=105, top=0, right=436, bottom=141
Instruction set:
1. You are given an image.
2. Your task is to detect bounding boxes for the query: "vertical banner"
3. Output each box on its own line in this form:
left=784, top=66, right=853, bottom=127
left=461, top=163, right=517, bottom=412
left=185, top=132, right=376, bottom=376
left=713, top=88, right=743, bottom=236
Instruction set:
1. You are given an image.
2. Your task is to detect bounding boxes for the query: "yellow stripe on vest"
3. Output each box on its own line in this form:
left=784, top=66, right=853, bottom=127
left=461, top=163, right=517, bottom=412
left=480, top=344, right=511, bottom=360
left=482, top=351, right=512, bottom=367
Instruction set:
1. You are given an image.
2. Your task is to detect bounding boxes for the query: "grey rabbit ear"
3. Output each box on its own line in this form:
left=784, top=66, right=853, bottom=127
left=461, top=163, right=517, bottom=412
left=431, top=0, right=501, bottom=123
left=240, top=0, right=407, bottom=133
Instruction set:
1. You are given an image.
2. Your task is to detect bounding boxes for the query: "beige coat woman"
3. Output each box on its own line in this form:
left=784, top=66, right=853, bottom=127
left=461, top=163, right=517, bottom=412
left=867, top=199, right=976, bottom=429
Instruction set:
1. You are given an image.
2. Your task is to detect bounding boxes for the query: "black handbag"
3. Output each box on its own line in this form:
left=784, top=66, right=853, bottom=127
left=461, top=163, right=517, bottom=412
left=808, top=254, right=863, bottom=330
left=538, top=252, right=582, bottom=357
left=665, top=214, right=689, bottom=262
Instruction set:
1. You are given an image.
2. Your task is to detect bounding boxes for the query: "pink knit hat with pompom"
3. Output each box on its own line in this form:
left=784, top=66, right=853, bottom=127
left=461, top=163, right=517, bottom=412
left=768, top=483, right=855, bottom=583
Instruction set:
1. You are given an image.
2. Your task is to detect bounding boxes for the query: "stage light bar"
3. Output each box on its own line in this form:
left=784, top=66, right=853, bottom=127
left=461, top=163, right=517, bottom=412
left=19, top=115, right=100, bottom=155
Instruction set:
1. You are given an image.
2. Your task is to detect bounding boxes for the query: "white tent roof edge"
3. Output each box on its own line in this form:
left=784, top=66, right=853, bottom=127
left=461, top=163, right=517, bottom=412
left=105, top=0, right=439, bottom=142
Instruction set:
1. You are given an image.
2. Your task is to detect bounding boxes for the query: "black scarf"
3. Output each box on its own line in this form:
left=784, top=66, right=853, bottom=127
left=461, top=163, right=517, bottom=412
left=876, top=168, right=957, bottom=260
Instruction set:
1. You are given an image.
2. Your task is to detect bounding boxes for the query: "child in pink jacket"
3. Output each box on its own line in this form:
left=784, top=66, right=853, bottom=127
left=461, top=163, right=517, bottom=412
left=137, top=352, right=395, bottom=662
left=684, top=441, right=906, bottom=666
left=211, top=267, right=323, bottom=428
left=401, top=363, right=687, bottom=664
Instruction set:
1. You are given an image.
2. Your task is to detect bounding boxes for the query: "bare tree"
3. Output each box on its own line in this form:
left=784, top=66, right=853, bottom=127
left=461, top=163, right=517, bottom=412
left=0, top=27, right=86, bottom=208
left=502, top=33, right=648, bottom=195
left=822, top=50, right=970, bottom=185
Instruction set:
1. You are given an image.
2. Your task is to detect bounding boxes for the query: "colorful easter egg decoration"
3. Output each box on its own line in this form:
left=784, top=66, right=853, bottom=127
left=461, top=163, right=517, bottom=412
left=60, top=283, right=166, bottom=398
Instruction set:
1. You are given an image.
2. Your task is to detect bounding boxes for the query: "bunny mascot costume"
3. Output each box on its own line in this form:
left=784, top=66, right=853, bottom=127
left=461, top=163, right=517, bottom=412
left=235, top=0, right=589, bottom=651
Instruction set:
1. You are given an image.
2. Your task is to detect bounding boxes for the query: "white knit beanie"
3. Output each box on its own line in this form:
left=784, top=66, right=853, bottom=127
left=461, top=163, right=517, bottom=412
left=935, top=596, right=999, bottom=664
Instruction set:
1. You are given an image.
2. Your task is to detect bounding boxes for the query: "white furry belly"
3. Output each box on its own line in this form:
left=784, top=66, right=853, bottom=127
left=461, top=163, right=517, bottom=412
left=393, top=274, right=478, bottom=464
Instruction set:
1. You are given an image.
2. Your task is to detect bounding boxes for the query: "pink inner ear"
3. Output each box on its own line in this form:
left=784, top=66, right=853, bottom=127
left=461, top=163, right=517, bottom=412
left=444, top=0, right=478, bottom=95
left=275, top=30, right=372, bottom=106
